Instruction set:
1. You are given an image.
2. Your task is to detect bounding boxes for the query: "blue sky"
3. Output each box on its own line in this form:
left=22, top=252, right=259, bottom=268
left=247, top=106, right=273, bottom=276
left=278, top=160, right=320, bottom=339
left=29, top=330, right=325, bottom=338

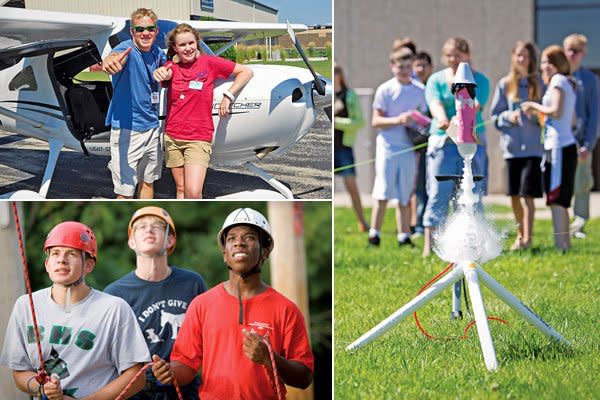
left=259, top=0, right=332, bottom=26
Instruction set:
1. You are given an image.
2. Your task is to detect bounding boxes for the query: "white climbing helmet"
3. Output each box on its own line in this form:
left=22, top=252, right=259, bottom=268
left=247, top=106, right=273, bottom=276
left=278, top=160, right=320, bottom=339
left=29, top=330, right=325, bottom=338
left=217, top=208, right=274, bottom=251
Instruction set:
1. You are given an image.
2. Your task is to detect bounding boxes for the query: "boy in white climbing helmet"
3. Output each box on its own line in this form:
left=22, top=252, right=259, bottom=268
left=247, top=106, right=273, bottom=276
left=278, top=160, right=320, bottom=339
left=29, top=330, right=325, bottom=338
left=151, top=208, right=314, bottom=399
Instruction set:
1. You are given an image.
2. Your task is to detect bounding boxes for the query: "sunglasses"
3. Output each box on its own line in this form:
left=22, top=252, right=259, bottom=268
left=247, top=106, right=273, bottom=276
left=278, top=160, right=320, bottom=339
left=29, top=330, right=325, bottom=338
left=132, top=25, right=157, bottom=33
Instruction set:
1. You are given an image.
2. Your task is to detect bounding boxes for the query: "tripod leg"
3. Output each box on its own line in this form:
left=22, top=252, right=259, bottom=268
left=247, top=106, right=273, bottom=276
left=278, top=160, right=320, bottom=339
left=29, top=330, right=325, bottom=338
left=451, top=280, right=462, bottom=320
left=464, top=263, right=498, bottom=371
left=477, top=267, right=570, bottom=345
left=346, top=265, right=463, bottom=351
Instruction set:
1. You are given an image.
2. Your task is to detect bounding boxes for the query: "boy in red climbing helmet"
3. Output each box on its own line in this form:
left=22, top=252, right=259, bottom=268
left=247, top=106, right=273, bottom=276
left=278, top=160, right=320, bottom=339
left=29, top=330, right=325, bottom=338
left=0, top=221, right=150, bottom=399
left=151, top=208, right=314, bottom=399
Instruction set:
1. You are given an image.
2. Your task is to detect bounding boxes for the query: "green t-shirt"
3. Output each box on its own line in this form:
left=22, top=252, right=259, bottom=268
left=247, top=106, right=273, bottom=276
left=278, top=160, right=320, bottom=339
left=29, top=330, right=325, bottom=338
left=425, top=68, right=490, bottom=143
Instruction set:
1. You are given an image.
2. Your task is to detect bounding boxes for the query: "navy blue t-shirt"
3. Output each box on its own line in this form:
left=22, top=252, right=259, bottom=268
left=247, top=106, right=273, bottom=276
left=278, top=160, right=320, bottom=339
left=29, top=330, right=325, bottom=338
left=105, top=266, right=206, bottom=399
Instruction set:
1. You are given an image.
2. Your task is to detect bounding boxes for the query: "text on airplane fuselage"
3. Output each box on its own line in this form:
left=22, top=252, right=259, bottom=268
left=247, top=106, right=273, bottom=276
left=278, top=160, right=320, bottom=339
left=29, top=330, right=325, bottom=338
left=212, top=102, right=262, bottom=110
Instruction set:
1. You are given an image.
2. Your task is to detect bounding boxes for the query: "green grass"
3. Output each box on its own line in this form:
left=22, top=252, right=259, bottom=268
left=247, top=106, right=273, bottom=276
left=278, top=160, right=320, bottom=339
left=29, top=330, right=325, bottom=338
left=334, top=207, right=600, bottom=399
left=251, top=59, right=332, bottom=78
left=483, top=203, right=513, bottom=215
left=74, top=71, right=110, bottom=82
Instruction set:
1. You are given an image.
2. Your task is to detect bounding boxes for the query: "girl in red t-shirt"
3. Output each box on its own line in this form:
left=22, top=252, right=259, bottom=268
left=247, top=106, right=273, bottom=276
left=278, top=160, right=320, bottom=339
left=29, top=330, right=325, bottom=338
left=153, top=23, right=253, bottom=198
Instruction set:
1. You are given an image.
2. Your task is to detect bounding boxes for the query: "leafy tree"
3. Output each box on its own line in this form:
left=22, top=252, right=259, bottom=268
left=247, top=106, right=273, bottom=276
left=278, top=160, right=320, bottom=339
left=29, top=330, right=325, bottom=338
left=207, top=42, right=237, bottom=62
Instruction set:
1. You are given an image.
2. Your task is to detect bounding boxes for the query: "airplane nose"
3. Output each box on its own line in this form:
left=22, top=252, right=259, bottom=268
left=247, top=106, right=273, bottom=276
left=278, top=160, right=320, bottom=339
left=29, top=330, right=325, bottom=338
left=321, top=77, right=333, bottom=97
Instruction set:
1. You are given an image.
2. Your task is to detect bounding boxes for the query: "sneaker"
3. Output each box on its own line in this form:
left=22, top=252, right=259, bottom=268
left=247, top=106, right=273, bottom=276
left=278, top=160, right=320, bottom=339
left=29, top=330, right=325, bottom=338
left=368, top=235, right=381, bottom=247
left=573, top=230, right=587, bottom=239
left=398, top=237, right=415, bottom=248
left=411, top=226, right=424, bottom=239
left=570, top=216, right=586, bottom=236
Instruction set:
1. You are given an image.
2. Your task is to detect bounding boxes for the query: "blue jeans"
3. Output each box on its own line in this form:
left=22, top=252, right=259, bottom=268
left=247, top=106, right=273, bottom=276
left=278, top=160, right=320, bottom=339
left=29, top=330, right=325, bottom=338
left=423, top=141, right=488, bottom=228
left=414, top=150, right=428, bottom=232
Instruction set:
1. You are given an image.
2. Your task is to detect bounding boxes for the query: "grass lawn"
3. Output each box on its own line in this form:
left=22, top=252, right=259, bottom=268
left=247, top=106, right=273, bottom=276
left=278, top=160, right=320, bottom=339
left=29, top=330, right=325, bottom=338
left=334, top=207, right=600, bottom=399
left=247, top=59, right=332, bottom=78
left=75, top=71, right=110, bottom=82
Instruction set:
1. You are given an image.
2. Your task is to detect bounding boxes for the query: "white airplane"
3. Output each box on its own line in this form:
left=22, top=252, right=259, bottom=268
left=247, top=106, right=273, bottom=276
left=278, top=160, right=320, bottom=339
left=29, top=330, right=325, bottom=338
left=0, top=7, right=331, bottom=199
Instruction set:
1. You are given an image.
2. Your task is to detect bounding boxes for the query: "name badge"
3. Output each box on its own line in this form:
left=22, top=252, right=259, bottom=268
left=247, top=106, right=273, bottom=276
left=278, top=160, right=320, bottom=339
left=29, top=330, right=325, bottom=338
left=151, top=92, right=160, bottom=104
left=189, top=81, right=204, bottom=90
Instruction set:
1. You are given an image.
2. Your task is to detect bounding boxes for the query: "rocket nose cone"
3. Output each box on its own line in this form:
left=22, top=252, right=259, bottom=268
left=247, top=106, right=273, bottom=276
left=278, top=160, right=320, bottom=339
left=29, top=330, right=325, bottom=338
left=453, top=62, right=476, bottom=85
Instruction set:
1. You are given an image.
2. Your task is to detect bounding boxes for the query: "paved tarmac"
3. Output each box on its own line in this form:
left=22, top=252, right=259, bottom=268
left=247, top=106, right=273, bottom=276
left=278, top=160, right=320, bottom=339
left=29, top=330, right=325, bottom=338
left=0, top=97, right=331, bottom=200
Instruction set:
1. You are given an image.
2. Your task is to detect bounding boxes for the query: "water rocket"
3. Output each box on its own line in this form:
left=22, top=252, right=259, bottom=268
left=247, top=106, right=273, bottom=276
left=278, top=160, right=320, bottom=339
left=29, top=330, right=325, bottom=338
left=346, top=65, right=570, bottom=374
left=451, top=62, right=478, bottom=144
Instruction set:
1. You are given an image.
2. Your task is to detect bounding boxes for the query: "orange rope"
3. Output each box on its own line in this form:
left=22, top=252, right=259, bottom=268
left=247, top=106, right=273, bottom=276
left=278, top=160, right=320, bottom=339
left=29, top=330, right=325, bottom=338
left=11, top=202, right=49, bottom=386
left=261, top=336, right=285, bottom=400
left=413, top=262, right=508, bottom=341
left=114, top=362, right=183, bottom=400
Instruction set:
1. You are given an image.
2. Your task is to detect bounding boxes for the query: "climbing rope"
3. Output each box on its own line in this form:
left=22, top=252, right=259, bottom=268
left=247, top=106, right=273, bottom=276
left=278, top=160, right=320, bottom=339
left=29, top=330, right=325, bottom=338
left=261, top=336, right=285, bottom=400
left=114, top=362, right=183, bottom=400
left=11, top=202, right=49, bottom=388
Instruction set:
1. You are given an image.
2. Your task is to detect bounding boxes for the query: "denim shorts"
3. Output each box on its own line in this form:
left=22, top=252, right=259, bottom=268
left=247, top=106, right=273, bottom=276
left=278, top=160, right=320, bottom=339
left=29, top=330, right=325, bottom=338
left=334, top=145, right=356, bottom=177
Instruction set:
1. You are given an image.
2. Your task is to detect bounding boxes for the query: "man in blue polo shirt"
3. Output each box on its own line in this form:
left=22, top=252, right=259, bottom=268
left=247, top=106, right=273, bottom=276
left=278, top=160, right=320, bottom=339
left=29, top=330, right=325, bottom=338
left=563, top=34, right=599, bottom=238
left=103, top=8, right=166, bottom=199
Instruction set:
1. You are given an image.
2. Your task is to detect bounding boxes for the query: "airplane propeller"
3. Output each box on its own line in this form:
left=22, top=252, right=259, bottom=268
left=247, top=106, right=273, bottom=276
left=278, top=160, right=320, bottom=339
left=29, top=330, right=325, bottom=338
left=286, top=22, right=327, bottom=96
left=286, top=23, right=331, bottom=121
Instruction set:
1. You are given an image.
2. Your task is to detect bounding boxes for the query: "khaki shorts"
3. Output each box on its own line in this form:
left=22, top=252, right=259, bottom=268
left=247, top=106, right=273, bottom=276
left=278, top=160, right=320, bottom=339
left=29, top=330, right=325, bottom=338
left=165, top=135, right=212, bottom=168
left=108, top=127, right=163, bottom=197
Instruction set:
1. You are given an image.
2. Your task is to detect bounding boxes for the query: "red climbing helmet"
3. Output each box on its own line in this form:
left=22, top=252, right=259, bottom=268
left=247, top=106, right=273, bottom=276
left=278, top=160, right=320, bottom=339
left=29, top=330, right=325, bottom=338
left=44, top=221, right=97, bottom=260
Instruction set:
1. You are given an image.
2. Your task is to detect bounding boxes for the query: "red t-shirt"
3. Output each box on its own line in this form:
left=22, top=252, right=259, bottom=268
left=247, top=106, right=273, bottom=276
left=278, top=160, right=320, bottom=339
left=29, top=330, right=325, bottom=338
left=171, top=283, right=314, bottom=400
left=164, top=55, right=235, bottom=142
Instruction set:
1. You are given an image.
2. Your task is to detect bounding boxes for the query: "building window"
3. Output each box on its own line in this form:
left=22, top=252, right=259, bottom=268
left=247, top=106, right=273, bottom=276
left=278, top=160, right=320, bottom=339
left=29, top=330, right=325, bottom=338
left=536, top=0, right=600, bottom=68
left=201, top=0, right=214, bottom=12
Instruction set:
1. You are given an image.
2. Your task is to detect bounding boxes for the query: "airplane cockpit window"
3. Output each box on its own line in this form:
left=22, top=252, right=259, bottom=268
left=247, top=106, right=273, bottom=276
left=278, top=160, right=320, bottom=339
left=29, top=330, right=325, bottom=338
left=9, top=65, right=37, bottom=91
left=198, top=40, right=214, bottom=55
left=53, top=42, right=111, bottom=142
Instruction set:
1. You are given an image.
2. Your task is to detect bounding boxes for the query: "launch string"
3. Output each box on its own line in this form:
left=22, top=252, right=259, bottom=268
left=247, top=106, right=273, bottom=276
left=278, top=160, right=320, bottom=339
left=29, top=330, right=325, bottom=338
left=413, top=262, right=509, bottom=341
left=333, top=119, right=495, bottom=173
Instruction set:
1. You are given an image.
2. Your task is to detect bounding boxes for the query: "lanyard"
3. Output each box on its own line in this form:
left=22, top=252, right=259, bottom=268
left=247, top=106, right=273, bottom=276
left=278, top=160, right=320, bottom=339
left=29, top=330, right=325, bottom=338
left=135, top=46, right=159, bottom=91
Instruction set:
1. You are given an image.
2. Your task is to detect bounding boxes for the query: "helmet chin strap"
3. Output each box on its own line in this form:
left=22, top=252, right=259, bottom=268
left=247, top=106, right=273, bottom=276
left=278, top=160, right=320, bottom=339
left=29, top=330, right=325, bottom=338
left=228, top=261, right=263, bottom=280
left=231, top=243, right=266, bottom=325
left=54, top=253, right=85, bottom=314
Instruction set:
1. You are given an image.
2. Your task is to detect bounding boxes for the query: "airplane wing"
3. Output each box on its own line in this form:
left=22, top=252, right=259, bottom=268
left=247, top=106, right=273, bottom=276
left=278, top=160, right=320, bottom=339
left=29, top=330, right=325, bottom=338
left=0, top=7, right=120, bottom=48
left=187, top=21, right=308, bottom=42
left=0, top=8, right=306, bottom=52
left=0, top=38, right=93, bottom=69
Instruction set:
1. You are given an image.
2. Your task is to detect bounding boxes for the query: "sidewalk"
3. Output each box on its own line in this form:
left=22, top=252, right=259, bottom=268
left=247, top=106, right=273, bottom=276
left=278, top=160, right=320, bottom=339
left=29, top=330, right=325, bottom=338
left=333, top=190, right=600, bottom=220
